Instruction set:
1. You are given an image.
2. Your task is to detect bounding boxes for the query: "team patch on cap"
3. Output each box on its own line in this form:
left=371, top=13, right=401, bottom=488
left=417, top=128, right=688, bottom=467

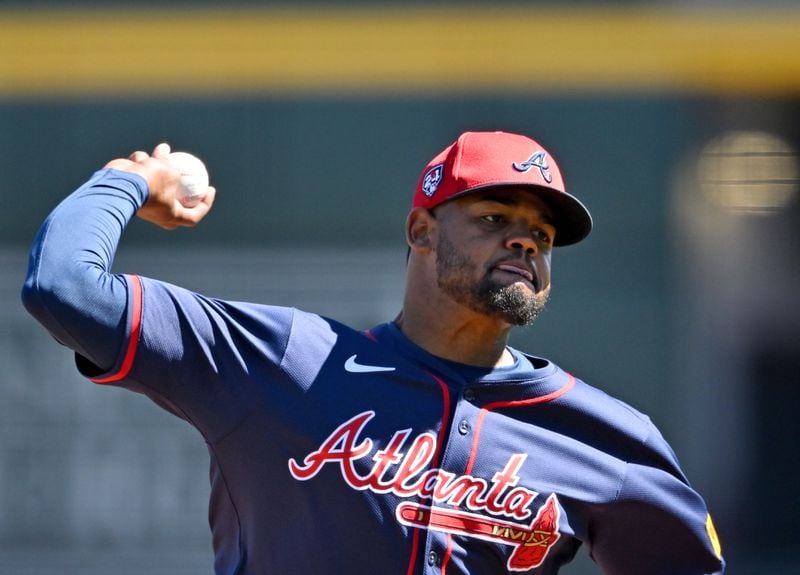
left=422, top=164, right=444, bottom=197
left=512, top=151, right=553, bottom=183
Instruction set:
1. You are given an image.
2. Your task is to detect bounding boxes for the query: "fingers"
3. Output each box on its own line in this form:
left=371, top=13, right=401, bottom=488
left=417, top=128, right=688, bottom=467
left=153, top=142, right=171, bottom=159
left=126, top=143, right=216, bottom=230
left=129, top=142, right=170, bottom=164
left=175, top=186, right=216, bottom=227
left=129, top=150, right=149, bottom=163
left=105, top=158, right=134, bottom=171
left=128, top=142, right=171, bottom=168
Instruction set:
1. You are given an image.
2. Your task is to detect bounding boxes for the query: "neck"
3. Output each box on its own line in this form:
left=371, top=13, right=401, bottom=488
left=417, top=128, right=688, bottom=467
left=396, top=294, right=515, bottom=368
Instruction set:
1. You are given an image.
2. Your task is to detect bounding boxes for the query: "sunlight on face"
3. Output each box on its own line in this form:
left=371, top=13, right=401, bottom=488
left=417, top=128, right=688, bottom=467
left=435, top=227, right=550, bottom=326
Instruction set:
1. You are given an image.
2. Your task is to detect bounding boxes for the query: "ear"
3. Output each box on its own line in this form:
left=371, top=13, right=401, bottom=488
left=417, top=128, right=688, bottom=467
left=405, top=207, right=436, bottom=253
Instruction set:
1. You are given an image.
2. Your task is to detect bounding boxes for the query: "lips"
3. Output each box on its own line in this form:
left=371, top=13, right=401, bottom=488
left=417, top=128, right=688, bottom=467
left=495, top=263, right=537, bottom=290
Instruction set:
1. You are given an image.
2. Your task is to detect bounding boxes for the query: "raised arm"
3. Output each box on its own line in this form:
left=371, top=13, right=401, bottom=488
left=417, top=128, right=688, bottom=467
left=21, top=143, right=215, bottom=371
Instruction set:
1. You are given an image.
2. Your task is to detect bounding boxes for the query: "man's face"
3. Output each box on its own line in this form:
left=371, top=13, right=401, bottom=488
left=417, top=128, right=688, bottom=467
left=432, top=188, right=554, bottom=326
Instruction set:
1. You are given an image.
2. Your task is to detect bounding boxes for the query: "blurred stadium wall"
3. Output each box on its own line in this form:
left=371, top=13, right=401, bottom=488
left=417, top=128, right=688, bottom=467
left=1, top=2, right=799, bottom=574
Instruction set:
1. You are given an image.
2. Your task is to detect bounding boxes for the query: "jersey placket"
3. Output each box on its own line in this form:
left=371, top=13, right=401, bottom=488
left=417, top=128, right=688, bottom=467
left=415, top=374, right=577, bottom=574
left=417, top=381, right=484, bottom=575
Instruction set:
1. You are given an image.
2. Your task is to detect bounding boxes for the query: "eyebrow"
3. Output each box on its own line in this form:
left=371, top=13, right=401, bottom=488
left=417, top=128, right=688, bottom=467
left=472, top=194, right=555, bottom=226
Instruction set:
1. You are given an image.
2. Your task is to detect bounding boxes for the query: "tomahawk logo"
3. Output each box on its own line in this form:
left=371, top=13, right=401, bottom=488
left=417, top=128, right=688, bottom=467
left=512, top=151, right=553, bottom=183
left=397, top=496, right=560, bottom=572
left=288, top=411, right=561, bottom=571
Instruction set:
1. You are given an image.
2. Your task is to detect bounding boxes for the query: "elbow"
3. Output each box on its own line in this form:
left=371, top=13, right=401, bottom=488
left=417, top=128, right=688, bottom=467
left=21, top=221, right=65, bottom=324
left=20, top=259, right=92, bottom=329
left=21, top=265, right=64, bottom=327
left=21, top=268, right=46, bottom=320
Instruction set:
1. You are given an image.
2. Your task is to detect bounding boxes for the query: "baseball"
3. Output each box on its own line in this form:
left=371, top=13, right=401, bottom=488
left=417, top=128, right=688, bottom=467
left=167, top=151, right=209, bottom=208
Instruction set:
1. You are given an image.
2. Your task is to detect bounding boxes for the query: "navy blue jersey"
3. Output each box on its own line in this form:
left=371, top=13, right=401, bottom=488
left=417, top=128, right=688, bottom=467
left=22, top=170, right=725, bottom=574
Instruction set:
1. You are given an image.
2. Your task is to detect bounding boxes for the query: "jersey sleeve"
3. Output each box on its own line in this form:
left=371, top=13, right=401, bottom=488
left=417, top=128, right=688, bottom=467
left=21, top=168, right=144, bottom=370
left=21, top=168, right=297, bottom=443
left=588, top=422, right=725, bottom=574
left=89, top=274, right=296, bottom=443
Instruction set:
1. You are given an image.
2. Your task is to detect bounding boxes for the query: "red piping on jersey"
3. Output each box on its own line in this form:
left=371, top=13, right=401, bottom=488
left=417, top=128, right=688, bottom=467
left=405, top=372, right=451, bottom=575
left=364, top=329, right=378, bottom=342
left=92, top=274, right=142, bottom=384
left=441, top=374, right=576, bottom=574
left=441, top=533, right=455, bottom=573
left=465, top=374, right=576, bottom=476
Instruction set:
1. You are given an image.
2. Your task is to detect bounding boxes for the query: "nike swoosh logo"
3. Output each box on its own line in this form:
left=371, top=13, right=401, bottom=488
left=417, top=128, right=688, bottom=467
left=344, top=354, right=396, bottom=373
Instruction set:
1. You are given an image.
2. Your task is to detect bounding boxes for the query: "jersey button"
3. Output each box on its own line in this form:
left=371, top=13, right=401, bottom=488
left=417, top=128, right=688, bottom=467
left=427, top=551, right=439, bottom=566
left=464, top=388, right=476, bottom=401
left=458, top=419, right=471, bottom=435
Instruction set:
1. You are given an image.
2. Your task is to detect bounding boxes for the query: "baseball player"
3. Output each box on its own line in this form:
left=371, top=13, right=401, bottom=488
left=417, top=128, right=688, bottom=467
left=22, top=132, right=725, bottom=574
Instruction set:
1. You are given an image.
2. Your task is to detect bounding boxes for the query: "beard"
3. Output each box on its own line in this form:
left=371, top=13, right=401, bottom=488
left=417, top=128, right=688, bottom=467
left=435, top=231, right=549, bottom=326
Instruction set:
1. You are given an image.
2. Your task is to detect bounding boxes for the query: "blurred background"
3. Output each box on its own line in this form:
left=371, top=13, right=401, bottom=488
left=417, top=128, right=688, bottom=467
left=1, top=1, right=799, bottom=573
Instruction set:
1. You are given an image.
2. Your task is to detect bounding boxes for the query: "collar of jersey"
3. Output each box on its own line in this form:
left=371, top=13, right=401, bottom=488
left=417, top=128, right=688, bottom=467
left=369, top=321, right=559, bottom=386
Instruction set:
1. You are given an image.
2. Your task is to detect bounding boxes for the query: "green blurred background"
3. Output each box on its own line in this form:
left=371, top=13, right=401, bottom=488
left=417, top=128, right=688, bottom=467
left=1, top=1, right=798, bottom=573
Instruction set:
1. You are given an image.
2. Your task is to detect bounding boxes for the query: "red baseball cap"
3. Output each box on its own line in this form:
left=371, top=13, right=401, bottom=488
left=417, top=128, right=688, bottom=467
left=413, top=131, right=592, bottom=246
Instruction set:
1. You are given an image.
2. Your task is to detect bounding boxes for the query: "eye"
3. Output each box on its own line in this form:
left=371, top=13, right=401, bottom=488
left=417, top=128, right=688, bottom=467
left=481, top=214, right=505, bottom=224
left=533, top=229, right=554, bottom=245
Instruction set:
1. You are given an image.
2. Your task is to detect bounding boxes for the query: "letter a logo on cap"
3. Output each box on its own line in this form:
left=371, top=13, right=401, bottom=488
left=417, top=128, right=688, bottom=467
left=513, top=151, right=553, bottom=183
left=422, top=164, right=444, bottom=197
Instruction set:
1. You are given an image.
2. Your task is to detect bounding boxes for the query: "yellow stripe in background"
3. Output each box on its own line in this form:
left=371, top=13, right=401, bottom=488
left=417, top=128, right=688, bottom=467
left=1, top=7, right=800, bottom=97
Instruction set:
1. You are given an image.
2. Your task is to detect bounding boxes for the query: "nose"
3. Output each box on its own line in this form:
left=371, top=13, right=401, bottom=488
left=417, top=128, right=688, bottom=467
left=505, top=226, right=538, bottom=255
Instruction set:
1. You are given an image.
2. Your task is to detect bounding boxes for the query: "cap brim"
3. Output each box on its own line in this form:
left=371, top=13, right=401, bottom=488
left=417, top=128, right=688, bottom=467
left=441, top=183, right=593, bottom=247
left=520, top=185, right=593, bottom=247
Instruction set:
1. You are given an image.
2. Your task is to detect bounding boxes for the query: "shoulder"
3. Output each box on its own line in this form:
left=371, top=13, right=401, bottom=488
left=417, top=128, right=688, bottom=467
left=538, top=366, right=679, bottom=471
left=574, top=376, right=685, bottom=477
left=570, top=376, right=654, bottom=435
left=527, top=357, right=653, bottom=434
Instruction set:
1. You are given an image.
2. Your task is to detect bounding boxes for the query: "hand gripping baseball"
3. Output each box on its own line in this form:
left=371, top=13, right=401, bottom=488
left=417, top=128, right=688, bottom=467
left=105, top=142, right=216, bottom=230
